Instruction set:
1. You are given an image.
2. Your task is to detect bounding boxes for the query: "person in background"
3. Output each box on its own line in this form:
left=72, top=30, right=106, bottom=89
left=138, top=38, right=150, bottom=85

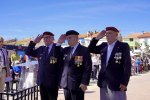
left=131, top=56, right=136, bottom=76
left=19, top=55, right=25, bottom=63
left=24, top=54, right=30, bottom=62
left=91, top=54, right=99, bottom=80
left=88, top=27, right=131, bottom=100
left=57, top=30, right=92, bottom=100
left=91, top=53, right=96, bottom=80
left=10, top=49, right=19, bottom=66
left=25, top=32, right=62, bottom=100
left=0, top=36, right=10, bottom=95
left=139, top=57, right=143, bottom=73
left=143, top=56, right=149, bottom=72
left=135, top=57, right=140, bottom=75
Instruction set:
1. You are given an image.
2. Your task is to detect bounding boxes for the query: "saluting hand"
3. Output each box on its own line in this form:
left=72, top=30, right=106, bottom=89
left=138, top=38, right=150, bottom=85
left=33, top=34, right=43, bottom=44
left=95, top=30, right=106, bottom=40
left=57, top=34, right=66, bottom=44
left=79, top=84, right=87, bottom=92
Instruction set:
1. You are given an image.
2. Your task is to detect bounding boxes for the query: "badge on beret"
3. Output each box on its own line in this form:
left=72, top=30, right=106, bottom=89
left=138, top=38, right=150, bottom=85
left=114, top=52, right=122, bottom=64
left=50, top=56, right=57, bottom=64
left=75, top=56, right=83, bottom=67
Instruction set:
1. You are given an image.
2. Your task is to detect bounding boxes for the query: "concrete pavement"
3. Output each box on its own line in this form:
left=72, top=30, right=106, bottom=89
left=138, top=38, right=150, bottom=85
left=127, top=71, right=150, bottom=100
left=57, top=71, right=150, bottom=100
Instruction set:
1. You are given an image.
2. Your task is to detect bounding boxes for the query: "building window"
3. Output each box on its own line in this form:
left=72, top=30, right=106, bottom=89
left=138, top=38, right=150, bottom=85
left=129, top=38, right=133, bottom=41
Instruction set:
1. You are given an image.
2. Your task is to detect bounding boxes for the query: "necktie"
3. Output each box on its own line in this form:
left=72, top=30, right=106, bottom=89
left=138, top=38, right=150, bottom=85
left=0, top=49, right=6, bottom=66
left=70, top=47, right=74, bottom=58
left=45, top=46, right=49, bottom=56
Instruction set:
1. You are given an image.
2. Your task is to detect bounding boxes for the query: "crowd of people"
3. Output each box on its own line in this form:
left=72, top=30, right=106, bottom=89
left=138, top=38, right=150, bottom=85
left=0, top=37, right=32, bottom=99
left=131, top=56, right=150, bottom=75
left=0, top=26, right=149, bottom=100
left=0, top=36, right=10, bottom=98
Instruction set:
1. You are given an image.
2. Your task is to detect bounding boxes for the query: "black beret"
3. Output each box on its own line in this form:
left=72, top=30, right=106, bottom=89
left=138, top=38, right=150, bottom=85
left=43, top=31, right=54, bottom=36
left=66, top=30, right=79, bottom=36
left=106, top=27, right=119, bottom=33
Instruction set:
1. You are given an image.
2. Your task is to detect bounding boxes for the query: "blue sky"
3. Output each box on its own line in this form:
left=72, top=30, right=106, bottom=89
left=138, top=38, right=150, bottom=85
left=0, top=0, right=150, bottom=40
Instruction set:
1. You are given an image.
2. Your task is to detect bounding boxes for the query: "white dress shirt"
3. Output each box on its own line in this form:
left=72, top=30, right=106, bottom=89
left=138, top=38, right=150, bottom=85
left=70, top=43, right=79, bottom=55
left=47, top=43, right=54, bottom=54
left=106, top=41, right=117, bottom=66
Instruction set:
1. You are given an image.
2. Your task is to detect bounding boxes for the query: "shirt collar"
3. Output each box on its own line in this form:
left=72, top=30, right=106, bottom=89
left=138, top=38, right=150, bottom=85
left=71, top=43, right=79, bottom=49
left=70, top=43, right=79, bottom=54
left=108, top=40, right=117, bottom=47
left=47, top=43, right=53, bottom=48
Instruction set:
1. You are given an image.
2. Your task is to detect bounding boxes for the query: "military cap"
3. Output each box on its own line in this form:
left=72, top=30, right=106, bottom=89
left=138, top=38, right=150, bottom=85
left=43, top=31, right=54, bottom=36
left=106, top=27, right=119, bottom=33
left=65, top=30, right=79, bottom=36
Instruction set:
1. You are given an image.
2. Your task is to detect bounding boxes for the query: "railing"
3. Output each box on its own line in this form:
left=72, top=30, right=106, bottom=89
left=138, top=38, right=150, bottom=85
left=0, top=60, right=39, bottom=100
left=0, top=85, right=39, bottom=100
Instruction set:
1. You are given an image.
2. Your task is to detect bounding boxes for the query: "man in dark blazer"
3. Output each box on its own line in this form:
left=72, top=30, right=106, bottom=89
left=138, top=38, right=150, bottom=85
left=88, top=27, right=131, bottom=100
left=25, top=32, right=62, bottom=100
left=57, top=30, right=92, bottom=100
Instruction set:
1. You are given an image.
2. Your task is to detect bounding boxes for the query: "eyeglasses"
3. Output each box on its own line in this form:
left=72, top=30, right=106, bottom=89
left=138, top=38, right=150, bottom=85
left=105, top=32, right=114, bottom=36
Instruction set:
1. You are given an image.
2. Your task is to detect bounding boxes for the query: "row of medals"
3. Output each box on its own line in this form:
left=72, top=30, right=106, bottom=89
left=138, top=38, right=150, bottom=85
left=114, top=53, right=122, bottom=64
left=75, top=56, right=83, bottom=67
left=50, top=57, right=57, bottom=64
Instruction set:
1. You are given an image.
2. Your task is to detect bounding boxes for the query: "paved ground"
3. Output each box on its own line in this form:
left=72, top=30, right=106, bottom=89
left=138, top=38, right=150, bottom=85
left=3, top=71, right=150, bottom=100
left=57, top=71, right=150, bottom=100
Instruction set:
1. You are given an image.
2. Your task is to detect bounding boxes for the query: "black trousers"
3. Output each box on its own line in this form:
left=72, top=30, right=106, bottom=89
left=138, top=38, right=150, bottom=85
left=64, top=88, right=84, bottom=100
left=94, top=65, right=99, bottom=78
left=40, top=84, right=58, bottom=100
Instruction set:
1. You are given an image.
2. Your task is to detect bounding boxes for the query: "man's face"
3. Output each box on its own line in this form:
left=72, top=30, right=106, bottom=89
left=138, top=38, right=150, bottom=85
left=43, top=35, right=54, bottom=46
left=106, top=30, right=118, bottom=44
left=66, top=35, right=78, bottom=46
left=0, top=39, right=4, bottom=48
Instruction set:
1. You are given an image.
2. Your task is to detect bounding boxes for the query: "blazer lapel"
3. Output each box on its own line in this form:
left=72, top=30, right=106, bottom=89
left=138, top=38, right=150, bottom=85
left=100, top=45, right=108, bottom=72
left=102, top=46, right=108, bottom=67
left=71, top=43, right=81, bottom=59
left=65, top=47, right=72, bottom=61
left=63, top=47, right=73, bottom=66
left=46, top=44, right=55, bottom=61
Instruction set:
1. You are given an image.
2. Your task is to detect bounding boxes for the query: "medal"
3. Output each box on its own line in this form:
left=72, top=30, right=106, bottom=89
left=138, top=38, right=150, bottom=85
left=80, top=62, right=82, bottom=65
left=114, top=52, right=122, bottom=64
left=50, top=57, right=53, bottom=64
left=50, top=59, right=52, bottom=64
left=50, top=56, right=57, bottom=64
left=75, top=56, right=83, bottom=67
